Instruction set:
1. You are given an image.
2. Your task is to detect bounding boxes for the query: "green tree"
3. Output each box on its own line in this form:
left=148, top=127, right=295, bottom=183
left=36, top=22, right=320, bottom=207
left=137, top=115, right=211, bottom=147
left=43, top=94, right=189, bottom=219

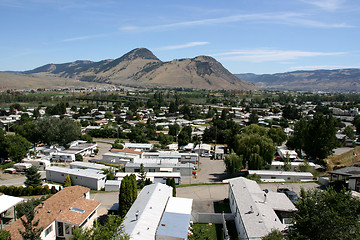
left=0, top=230, right=10, bottom=240
left=177, top=126, right=192, bottom=147
left=353, top=115, right=360, bottom=133
left=75, top=154, right=83, bottom=162
left=15, top=197, right=46, bottom=219
left=343, top=125, right=355, bottom=140
left=63, top=174, right=72, bottom=187
left=24, top=166, right=42, bottom=188
left=249, top=110, right=258, bottom=124
left=2, top=134, right=31, bottom=162
left=286, top=187, right=360, bottom=240
left=105, top=111, right=114, bottom=119
left=262, top=229, right=284, bottom=240
left=18, top=208, right=44, bottom=240
left=233, top=128, right=275, bottom=170
left=72, top=215, right=129, bottom=240
left=118, top=175, right=137, bottom=218
left=303, top=114, right=337, bottom=160
left=224, top=153, right=243, bottom=174
left=81, top=134, right=93, bottom=143
left=138, top=163, right=146, bottom=189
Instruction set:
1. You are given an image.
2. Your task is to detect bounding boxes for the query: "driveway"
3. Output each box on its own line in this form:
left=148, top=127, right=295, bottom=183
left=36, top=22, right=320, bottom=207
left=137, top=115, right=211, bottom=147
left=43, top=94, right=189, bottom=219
left=181, top=157, right=227, bottom=184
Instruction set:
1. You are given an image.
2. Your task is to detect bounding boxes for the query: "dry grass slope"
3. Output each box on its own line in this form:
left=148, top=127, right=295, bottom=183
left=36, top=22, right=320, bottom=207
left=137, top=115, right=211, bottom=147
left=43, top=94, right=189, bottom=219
left=326, top=146, right=360, bottom=171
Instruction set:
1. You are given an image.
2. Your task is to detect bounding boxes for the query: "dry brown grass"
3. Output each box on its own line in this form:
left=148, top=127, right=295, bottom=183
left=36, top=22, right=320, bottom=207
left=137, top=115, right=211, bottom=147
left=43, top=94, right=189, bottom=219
left=326, top=146, right=360, bottom=171
left=0, top=72, right=113, bottom=90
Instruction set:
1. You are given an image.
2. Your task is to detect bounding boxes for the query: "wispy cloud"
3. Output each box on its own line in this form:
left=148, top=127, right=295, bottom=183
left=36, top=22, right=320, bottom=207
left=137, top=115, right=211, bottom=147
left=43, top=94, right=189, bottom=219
left=212, top=49, right=346, bottom=63
left=302, top=0, right=345, bottom=11
left=156, top=41, right=209, bottom=51
left=119, top=11, right=354, bottom=32
left=290, top=64, right=360, bottom=70
left=62, top=33, right=114, bottom=42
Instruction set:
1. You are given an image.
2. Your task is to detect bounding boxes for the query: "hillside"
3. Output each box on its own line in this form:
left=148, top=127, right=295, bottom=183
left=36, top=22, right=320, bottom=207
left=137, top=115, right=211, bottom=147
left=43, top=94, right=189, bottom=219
left=0, top=72, right=114, bottom=90
left=22, top=48, right=256, bottom=91
left=235, top=69, right=360, bottom=92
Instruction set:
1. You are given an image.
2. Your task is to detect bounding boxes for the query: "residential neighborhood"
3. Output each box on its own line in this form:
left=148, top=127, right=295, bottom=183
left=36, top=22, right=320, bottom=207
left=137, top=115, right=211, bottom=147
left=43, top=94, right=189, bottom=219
left=1, top=89, right=360, bottom=239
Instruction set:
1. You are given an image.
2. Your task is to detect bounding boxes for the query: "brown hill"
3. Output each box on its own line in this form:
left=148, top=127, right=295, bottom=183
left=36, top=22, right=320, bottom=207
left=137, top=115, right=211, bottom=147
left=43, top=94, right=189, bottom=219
left=0, top=72, right=114, bottom=90
left=23, top=48, right=256, bottom=90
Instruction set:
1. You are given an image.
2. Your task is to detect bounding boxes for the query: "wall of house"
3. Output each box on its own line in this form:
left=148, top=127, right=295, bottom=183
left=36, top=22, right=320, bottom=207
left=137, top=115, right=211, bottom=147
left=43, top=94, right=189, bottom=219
left=349, top=178, right=357, bottom=190
left=46, top=170, right=106, bottom=190
left=228, top=187, right=247, bottom=240
left=41, top=221, right=56, bottom=240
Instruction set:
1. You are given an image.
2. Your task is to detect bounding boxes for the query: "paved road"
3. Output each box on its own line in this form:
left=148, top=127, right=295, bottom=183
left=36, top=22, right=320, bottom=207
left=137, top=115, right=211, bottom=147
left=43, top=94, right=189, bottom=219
left=182, top=157, right=227, bottom=184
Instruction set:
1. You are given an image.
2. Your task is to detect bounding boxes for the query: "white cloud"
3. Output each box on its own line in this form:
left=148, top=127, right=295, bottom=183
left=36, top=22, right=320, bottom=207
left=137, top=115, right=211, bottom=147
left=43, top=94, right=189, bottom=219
left=303, top=0, right=345, bottom=11
left=62, top=33, right=113, bottom=42
left=212, top=49, right=346, bottom=63
left=119, top=11, right=354, bottom=32
left=156, top=41, right=209, bottom=51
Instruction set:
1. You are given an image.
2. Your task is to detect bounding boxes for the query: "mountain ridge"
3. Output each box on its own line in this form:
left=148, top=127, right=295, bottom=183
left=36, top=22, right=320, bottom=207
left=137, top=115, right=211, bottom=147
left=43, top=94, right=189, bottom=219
left=22, top=48, right=256, bottom=90
left=235, top=68, right=360, bottom=92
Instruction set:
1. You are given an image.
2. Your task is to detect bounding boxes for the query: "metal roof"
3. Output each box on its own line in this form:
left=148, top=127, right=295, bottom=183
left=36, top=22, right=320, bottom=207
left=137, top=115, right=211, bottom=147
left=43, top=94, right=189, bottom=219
left=122, top=183, right=172, bottom=240
left=0, top=194, right=24, bottom=214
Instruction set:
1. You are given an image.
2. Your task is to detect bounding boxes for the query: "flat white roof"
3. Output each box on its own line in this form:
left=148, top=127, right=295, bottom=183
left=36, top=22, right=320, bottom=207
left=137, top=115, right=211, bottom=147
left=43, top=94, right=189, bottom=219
left=0, top=194, right=24, bottom=214
left=46, top=166, right=106, bottom=180
left=227, top=177, right=296, bottom=239
left=165, top=197, right=192, bottom=215
left=123, top=183, right=172, bottom=240
left=70, top=162, right=110, bottom=170
left=249, top=170, right=313, bottom=177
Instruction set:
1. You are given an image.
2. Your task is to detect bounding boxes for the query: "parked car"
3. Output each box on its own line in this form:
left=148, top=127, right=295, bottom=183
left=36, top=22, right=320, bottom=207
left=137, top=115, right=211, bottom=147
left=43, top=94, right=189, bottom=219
left=263, top=189, right=274, bottom=193
left=277, top=187, right=299, bottom=203
left=284, top=190, right=299, bottom=203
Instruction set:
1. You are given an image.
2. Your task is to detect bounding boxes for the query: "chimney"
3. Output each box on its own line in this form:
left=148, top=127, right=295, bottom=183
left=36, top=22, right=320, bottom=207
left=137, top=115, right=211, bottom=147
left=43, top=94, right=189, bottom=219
left=135, top=210, right=139, bottom=220
left=264, top=193, right=267, bottom=203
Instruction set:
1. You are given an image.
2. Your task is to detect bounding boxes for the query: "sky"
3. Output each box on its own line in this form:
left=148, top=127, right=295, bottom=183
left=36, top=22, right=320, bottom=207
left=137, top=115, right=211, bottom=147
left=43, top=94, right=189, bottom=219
left=0, top=0, right=359, bottom=74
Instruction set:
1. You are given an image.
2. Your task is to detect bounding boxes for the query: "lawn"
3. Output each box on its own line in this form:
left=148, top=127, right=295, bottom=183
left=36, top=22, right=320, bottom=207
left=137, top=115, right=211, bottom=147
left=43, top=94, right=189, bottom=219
left=189, top=223, right=224, bottom=240
left=326, top=146, right=360, bottom=170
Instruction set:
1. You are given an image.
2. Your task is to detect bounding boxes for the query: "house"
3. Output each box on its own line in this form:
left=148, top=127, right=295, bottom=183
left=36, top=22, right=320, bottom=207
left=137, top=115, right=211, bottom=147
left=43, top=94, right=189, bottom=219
left=13, top=163, right=32, bottom=172
left=270, top=161, right=317, bottom=172
left=69, top=162, right=111, bottom=172
left=276, top=147, right=298, bottom=160
left=0, top=193, right=24, bottom=230
left=248, top=170, right=314, bottom=182
left=224, top=177, right=297, bottom=240
left=193, top=144, right=212, bottom=156
left=156, top=197, right=193, bottom=240
left=23, top=159, right=51, bottom=171
left=116, top=172, right=181, bottom=185
left=124, top=143, right=153, bottom=151
left=46, top=166, right=106, bottom=190
left=7, top=186, right=100, bottom=240
left=125, top=162, right=195, bottom=177
left=122, top=183, right=192, bottom=240
left=329, top=166, right=360, bottom=191
left=105, top=180, right=121, bottom=191
left=51, top=152, right=75, bottom=162
left=99, top=151, right=140, bottom=165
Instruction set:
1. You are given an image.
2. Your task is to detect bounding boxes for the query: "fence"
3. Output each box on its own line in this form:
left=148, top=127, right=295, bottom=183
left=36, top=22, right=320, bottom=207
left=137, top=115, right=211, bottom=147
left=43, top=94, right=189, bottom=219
left=191, top=212, right=234, bottom=224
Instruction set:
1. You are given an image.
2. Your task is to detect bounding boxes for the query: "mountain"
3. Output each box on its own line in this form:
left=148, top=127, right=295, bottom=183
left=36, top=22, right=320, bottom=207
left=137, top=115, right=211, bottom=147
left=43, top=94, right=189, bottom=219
left=235, top=69, right=360, bottom=92
left=23, top=48, right=256, bottom=90
left=0, top=72, right=114, bottom=90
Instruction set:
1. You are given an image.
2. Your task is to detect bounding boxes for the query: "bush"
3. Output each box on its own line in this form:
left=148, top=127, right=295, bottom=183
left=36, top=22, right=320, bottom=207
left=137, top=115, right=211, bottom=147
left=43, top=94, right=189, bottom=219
left=0, top=185, right=57, bottom=196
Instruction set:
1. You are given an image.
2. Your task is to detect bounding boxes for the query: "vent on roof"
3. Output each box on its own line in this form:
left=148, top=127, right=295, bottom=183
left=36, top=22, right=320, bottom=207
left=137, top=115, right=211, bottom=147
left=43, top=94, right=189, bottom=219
left=70, top=207, right=85, bottom=214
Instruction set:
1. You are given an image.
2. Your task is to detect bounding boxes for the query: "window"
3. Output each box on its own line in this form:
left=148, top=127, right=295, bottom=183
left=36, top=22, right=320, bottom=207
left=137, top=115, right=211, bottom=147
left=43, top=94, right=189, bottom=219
left=149, top=169, right=155, bottom=172
left=45, top=225, right=52, bottom=236
left=65, top=224, right=71, bottom=235
left=134, top=169, right=140, bottom=172
left=61, top=173, right=64, bottom=176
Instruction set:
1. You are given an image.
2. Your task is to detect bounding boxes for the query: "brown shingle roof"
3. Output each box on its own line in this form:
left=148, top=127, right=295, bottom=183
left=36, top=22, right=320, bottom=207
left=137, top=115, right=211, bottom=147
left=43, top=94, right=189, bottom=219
left=56, top=198, right=100, bottom=226
left=7, top=186, right=92, bottom=240
left=111, top=148, right=143, bottom=154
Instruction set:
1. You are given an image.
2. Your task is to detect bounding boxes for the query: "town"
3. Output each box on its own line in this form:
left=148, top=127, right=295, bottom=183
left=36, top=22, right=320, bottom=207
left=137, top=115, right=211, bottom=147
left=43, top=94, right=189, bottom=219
left=1, top=88, right=360, bottom=239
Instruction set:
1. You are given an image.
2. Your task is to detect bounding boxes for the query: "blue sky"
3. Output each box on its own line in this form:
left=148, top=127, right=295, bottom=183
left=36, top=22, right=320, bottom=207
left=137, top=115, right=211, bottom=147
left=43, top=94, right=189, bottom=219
left=0, top=0, right=359, bottom=74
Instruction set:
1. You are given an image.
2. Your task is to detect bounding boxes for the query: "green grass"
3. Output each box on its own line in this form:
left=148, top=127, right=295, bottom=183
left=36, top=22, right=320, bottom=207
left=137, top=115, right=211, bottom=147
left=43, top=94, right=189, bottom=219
left=189, top=223, right=221, bottom=240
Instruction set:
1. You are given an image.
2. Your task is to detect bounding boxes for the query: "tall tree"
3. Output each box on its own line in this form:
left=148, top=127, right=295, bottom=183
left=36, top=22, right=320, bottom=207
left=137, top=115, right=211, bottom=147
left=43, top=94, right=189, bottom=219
left=18, top=208, right=44, bottom=240
left=1, top=134, right=31, bottom=162
left=24, top=166, right=42, bottom=188
left=286, top=187, right=360, bottom=240
left=63, top=174, right=72, bottom=187
left=303, top=114, right=337, bottom=160
left=138, top=164, right=146, bottom=189
left=118, top=175, right=137, bottom=218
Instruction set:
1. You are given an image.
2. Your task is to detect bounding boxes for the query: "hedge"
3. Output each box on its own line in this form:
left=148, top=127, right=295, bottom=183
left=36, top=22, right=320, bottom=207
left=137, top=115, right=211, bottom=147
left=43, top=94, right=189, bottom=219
left=0, top=185, right=59, bottom=196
